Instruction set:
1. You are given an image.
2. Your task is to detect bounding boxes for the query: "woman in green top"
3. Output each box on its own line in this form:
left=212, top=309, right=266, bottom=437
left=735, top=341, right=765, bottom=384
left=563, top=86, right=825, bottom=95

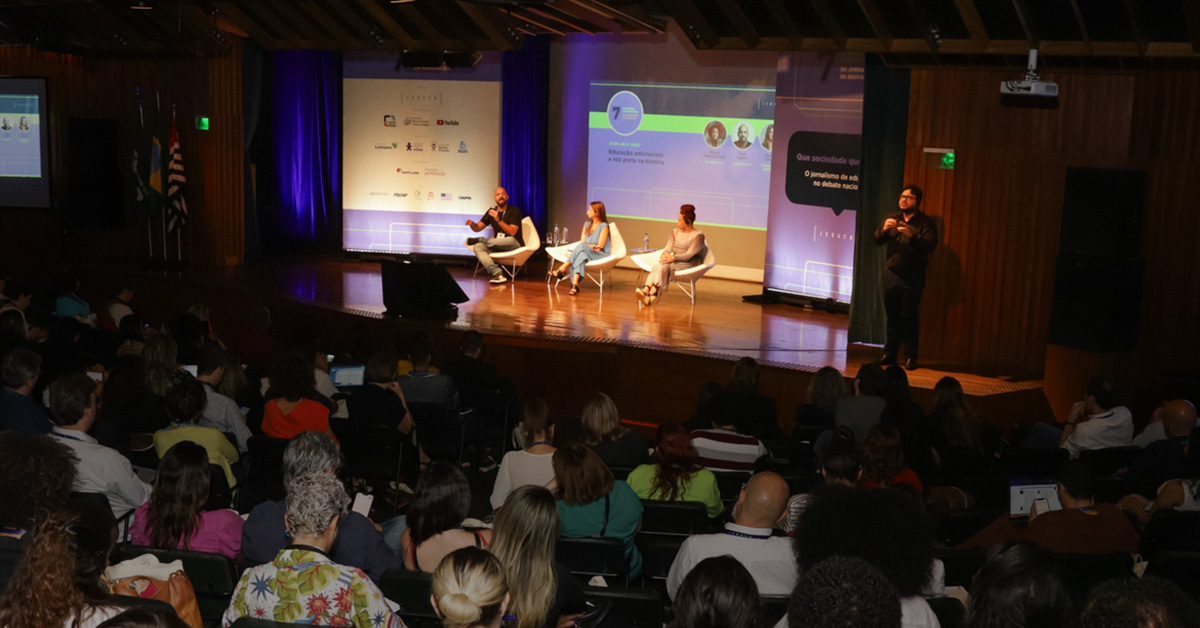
left=552, top=443, right=644, bottom=579
left=626, top=424, right=723, bottom=518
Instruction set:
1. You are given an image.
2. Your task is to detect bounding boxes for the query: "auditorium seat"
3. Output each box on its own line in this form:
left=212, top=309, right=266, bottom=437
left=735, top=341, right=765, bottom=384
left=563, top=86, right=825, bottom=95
left=1053, top=553, right=1135, bottom=602
left=329, top=416, right=406, bottom=507
left=639, top=500, right=712, bottom=537
left=927, top=596, right=965, bottom=628
left=582, top=586, right=661, bottom=628
left=637, top=534, right=686, bottom=604
left=935, top=548, right=986, bottom=588
left=1144, top=550, right=1200, bottom=598
left=112, top=545, right=237, bottom=624
left=557, top=536, right=630, bottom=586
left=760, top=594, right=790, bottom=625
left=378, top=569, right=440, bottom=628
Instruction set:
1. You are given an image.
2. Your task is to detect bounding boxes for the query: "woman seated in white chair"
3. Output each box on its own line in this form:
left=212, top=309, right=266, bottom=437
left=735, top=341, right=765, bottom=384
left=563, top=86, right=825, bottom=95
left=547, top=201, right=611, bottom=296
left=636, top=204, right=706, bottom=306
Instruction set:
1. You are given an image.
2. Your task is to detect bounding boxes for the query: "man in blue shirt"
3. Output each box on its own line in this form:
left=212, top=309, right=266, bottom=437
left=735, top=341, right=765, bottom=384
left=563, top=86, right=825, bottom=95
left=0, top=349, right=52, bottom=435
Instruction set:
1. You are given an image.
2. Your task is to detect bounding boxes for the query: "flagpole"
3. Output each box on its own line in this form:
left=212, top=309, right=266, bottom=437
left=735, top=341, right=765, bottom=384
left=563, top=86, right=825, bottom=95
left=137, top=86, right=152, bottom=260
left=174, top=105, right=182, bottom=263
left=158, top=89, right=167, bottom=262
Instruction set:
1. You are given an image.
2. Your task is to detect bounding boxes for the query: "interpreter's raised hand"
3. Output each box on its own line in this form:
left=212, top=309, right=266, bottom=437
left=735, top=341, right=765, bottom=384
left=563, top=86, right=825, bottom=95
left=896, top=222, right=913, bottom=236
left=883, top=218, right=897, bottom=230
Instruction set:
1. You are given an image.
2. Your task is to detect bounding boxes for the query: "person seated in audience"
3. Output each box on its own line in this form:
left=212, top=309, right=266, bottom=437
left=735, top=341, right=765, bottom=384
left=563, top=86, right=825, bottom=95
left=490, top=399, right=556, bottom=510
left=152, top=377, right=239, bottom=490
left=1133, top=382, right=1200, bottom=448
left=261, top=351, right=333, bottom=440
left=101, top=354, right=167, bottom=437
left=1060, top=377, right=1133, bottom=457
left=927, top=376, right=983, bottom=456
left=690, top=404, right=768, bottom=473
left=168, top=312, right=210, bottom=367
left=235, top=305, right=281, bottom=370
left=781, top=431, right=861, bottom=533
left=1120, top=399, right=1196, bottom=498
left=684, top=380, right=722, bottom=431
left=142, top=334, right=181, bottom=399
left=793, top=366, right=844, bottom=437
left=0, top=311, right=32, bottom=359
left=962, top=542, right=1074, bottom=628
left=223, top=473, right=402, bottom=628
left=794, top=485, right=942, bottom=628
left=882, top=366, right=937, bottom=479
left=0, top=280, right=33, bottom=338
left=552, top=442, right=644, bottom=579
left=0, top=432, right=77, bottom=590
left=861, top=424, right=924, bottom=494
left=1119, top=430, right=1200, bottom=528
left=54, top=273, right=93, bottom=323
left=130, top=441, right=243, bottom=559
left=399, top=332, right=459, bottom=408
left=626, top=423, right=722, bottom=518
left=669, top=555, right=763, bottom=628
left=242, top=431, right=400, bottom=580
left=432, top=547, right=510, bottom=628
left=115, top=314, right=146, bottom=357
left=106, top=279, right=136, bottom=330
left=960, top=460, right=1140, bottom=554
left=835, top=363, right=888, bottom=445
left=50, top=373, right=152, bottom=522
left=579, top=392, right=648, bottom=468
left=788, top=556, right=902, bottom=628
left=488, top=485, right=585, bottom=628
left=667, top=471, right=793, bottom=599
left=446, top=329, right=505, bottom=394
left=0, top=500, right=123, bottom=628
left=0, top=348, right=52, bottom=434
left=194, top=345, right=252, bottom=453
left=1080, top=575, right=1200, bottom=628
left=346, top=351, right=414, bottom=434
left=402, top=462, right=493, bottom=572
left=697, top=357, right=779, bottom=438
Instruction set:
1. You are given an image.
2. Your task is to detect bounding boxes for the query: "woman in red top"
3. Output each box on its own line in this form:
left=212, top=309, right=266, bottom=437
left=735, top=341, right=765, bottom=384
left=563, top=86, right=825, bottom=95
left=261, top=351, right=333, bottom=441
left=860, top=424, right=924, bottom=494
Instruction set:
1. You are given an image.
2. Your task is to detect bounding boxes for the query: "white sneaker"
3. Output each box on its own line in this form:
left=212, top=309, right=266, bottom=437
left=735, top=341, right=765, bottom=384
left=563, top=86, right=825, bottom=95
left=490, top=274, right=508, bottom=284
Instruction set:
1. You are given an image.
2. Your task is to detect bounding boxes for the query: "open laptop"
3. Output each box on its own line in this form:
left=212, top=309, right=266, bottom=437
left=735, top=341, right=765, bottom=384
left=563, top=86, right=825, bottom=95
left=1009, top=478, right=1063, bottom=518
left=329, top=364, right=366, bottom=388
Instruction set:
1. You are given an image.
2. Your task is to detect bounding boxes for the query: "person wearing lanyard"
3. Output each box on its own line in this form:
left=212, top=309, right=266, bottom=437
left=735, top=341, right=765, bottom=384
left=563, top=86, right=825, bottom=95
left=665, top=472, right=796, bottom=599
left=489, top=399, right=557, bottom=511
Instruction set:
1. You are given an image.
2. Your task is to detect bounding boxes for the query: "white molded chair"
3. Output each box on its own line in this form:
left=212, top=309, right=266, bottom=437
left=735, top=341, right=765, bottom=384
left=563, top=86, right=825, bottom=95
left=631, top=244, right=717, bottom=305
left=545, top=222, right=627, bottom=293
left=472, top=217, right=540, bottom=280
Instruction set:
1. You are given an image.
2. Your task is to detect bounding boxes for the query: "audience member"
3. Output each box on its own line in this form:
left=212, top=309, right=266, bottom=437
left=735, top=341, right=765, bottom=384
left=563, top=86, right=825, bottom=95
left=781, top=431, right=859, bottom=533
left=223, top=473, right=402, bottom=628
left=241, top=431, right=401, bottom=580
left=0, top=347, right=52, bottom=434
left=0, top=310, right=31, bottom=358
left=698, top=357, right=779, bottom=438
left=194, top=345, right=251, bottom=453
left=152, top=376, right=239, bottom=490
left=130, top=441, right=243, bottom=559
left=690, top=410, right=768, bottom=473
left=1059, top=377, right=1133, bottom=457
left=928, top=376, right=982, bottom=453
left=553, top=442, right=644, bottom=579
left=1120, top=399, right=1196, bottom=497
left=101, top=354, right=168, bottom=435
left=116, top=314, right=146, bottom=357
left=788, top=556, right=902, bottom=628
left=107, top=279, right=136, bottom=329
left=235, top=305, right=280, bottom=369
left=488, top=486, right=586, bottom=628
left=446, top=329, right=505, bottom=394
left=168, top=312, right=209, bottom=367
left=1134, top=389, right=1200, bottom=447
left=1119, top=430, right=1200, bottom=528
left=261, top=351, right=332, bottom=440
left=862, top=424, right=924, bottom=494
left=963, top=542, right=1074, bottom=628
left=579, top=391, right=648, bottom=468
left=0, top=432, right=77, bottom=590
left=793, top=366, right=844, bottom=435
left=0, top=280, right=32, bottom=338
left=402, top=462, right=492, bottom=572
left=835, top=363, right=888, bottom=444
left=49, top=373, right=152, bottom=521
left=142, top=334, right=179, bottom=398
left=0, top=500, right=122, bottom=628
left=626, top=423, right=722, bottom=517
left=399, top=331, right=459, bottom=408
left=1080, top=576, right=1200, bottom=628
left=346, top=351, right=414, bottom=434
left=490, top=399, right=556, bottom=510
left=54, top=273, right=93, bottom=321
left=432, top=547, right=510, bottom=628
left=666, top=471, right=794, bottom=598
left=668, top=555, right=763, bottom=628
left=684, top=380, right=723, bottom=431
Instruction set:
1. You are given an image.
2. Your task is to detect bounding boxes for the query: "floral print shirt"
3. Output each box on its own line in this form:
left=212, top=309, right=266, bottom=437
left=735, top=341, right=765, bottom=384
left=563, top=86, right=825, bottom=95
left=221, top=548, right=403, bottom=628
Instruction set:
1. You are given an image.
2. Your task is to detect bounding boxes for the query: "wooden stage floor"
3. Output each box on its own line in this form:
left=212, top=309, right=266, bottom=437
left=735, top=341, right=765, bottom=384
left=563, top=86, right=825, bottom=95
left=226, top=257, right=1042, bottom=398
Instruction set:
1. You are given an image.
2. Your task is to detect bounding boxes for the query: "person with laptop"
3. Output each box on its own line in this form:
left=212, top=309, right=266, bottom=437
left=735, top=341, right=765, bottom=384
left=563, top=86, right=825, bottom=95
left=346, top=352, right=414, bottom=435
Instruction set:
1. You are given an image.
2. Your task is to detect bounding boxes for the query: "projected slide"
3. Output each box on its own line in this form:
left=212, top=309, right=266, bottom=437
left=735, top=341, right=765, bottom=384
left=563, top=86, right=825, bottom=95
left=342, top=76, right=500, bottom=255
left=0, top=95, right=42, bottom=178
left=587, top=82, right=775, bottom=230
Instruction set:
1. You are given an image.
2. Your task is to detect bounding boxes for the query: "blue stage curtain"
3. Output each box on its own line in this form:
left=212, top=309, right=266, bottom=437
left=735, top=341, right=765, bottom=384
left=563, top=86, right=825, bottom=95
left=272, top=50, right=342, bottom=248
left=501, top=37, right=549, bottom=236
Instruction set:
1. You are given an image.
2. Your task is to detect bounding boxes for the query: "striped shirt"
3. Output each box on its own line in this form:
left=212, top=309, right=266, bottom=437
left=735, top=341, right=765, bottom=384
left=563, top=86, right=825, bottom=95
left=690, top=428, right=768, bottom=472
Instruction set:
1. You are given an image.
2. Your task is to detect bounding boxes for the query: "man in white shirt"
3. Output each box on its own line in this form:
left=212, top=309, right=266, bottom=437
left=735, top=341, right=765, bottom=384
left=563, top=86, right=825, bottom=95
left=666, top=471, right=795, bottom=599
left=1061, top=377, right=1134, bottom=458
left=1132, top=396, right=1200, bottom=448
left=195, top=345, right=252, bottom=453
left=48, top=373, right=151, bottom=521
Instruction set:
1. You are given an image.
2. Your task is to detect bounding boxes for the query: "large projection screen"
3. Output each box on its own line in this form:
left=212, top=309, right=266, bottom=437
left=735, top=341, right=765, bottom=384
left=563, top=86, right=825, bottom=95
left=342, top=61, right=500, bottom=255
left=0, top=77, right=51, bottom=208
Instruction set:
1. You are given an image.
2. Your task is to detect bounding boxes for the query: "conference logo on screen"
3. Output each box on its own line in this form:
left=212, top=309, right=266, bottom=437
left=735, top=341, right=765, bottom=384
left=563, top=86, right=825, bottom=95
left=437, top=119, right=460, bottom=126
left=440, top=193, right=453, bottom=201
left=457, top=195, right=472, bottom=200
left=406, top=142, right=424, bottom=152
left=404, top=117, right=430, bottom=127
left=393, top=192, right=408, bottom=198
left=374, top=143, right=397, bottom=150
left=397, top=168, right=419, bottom=176
left=606, top=90, right=644, bottom=136
left=414, top=189, right=422, bottom=198
left=458, top=142, right=468, bottom=153
left=424, top=168, right=446, bottom=177
left=383, top=115, right=396, bottom=127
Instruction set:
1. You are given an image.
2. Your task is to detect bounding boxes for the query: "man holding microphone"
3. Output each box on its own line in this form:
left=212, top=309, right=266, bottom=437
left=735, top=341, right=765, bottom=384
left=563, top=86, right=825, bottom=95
left=465, top=186, right=524, bottom=284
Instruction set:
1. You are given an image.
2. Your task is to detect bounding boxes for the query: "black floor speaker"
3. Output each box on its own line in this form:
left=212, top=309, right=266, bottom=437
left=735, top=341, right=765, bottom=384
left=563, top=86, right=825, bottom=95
left=380, top=259, right=469, bottom=318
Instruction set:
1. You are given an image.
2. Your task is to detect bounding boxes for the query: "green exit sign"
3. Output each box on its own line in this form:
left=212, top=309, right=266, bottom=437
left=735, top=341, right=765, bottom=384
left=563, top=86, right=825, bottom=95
left=194, top=116, right=209, bottom=131
left=940, top=152, right=955, bottom=169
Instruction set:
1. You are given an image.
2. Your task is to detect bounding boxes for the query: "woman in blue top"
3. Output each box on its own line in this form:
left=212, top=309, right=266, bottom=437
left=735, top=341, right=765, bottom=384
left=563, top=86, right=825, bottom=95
left=549, top=201, right=611, bottom=296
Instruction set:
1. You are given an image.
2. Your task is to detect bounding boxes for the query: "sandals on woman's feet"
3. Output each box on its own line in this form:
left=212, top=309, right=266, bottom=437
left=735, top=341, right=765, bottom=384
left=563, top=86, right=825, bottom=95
left=568, top=285, right=580, bottom=296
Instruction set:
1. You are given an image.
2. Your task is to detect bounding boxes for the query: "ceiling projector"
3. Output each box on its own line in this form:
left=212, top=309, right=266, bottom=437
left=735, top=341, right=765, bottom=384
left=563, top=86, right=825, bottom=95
left=1001, top=49, right=1058, bottom=97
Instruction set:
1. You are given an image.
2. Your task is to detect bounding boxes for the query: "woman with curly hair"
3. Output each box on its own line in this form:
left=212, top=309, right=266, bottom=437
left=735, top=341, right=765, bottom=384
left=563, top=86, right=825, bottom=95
left=0, top=432, right=77, bottom=590
left=626, top=424, right=722, bottom=517
left=860, top=424, right=923, bottom=494
left=793, top=366, right=845, bottom=435
left=130, top=441, right=243, bottom=559
left=141, top=334, right=180, bottom=398
left=0, top=501, right=122, bottom=628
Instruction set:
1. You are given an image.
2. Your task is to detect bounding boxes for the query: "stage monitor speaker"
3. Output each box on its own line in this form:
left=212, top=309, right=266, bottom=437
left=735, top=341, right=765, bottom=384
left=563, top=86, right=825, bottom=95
left=65, top=118, right=123, bottom=230
left=380, top=259, right=469, bottom=319
left=1048, top=167, right=1146, bottom=353
left=395, top=51, right=480, bottom=70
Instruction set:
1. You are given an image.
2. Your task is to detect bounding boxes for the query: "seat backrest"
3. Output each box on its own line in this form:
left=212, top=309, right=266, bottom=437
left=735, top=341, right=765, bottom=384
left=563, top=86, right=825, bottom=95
left=1144, top=550, right=1200, bottom=597
left=607, top=222, right=626, bottom=258
left=109, top=594, right=176, bottom=615
left=1002, top=447, right=1069, bottom=477
left=760, top=595, right=790, bottom=626
left=246, top=434, right=289, bottom=503
left=521, top=217, right=540, bottom=252
left=557, top=537, right=629, bottom=584
left=378, top=570, right=439, bottom=623
left=1052, top=553, right=1135, bottom=602
left=1141, top=509, right=1200, bottom=556
left=638, top=535, right=686, bottom=581
left=712, top=471, right=753, bottom=506
left=935, top=548, right=987, bottom=587
left=1078, top=446, right=1142, bottom=476
left=927, top=597, right=965, bottom=628
left=112, top=546, right=237, bottom=595
left=581, top=586, right=660, bottom=628
left=408, top=402, right=470, bottom=461
left=639, top=500, right=711, bottom=536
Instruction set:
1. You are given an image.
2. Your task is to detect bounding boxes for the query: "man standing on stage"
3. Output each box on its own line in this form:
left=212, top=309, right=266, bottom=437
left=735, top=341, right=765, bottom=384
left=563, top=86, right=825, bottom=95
left=465, top=186, right=525, bottom=284
left=874, top=184, right=937, bottom=371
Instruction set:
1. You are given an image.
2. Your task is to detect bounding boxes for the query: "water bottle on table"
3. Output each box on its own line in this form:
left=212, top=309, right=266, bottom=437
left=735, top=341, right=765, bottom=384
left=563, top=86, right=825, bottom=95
left=643, top=233, right=650, bottom=252
left=553, top=224, right=560, bottom=245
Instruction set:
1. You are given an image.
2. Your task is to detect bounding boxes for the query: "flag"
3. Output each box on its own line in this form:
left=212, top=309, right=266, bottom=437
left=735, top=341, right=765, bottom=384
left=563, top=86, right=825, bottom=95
left=165, top=114, right=188, bottom=233
left=132, top=91, right=150, bottom=214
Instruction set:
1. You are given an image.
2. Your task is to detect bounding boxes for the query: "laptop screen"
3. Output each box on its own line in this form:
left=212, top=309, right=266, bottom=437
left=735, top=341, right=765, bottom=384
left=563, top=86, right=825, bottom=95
left=329, top=365, right=366, bottom=388
left=1009, top=478, right=1063, bottom=518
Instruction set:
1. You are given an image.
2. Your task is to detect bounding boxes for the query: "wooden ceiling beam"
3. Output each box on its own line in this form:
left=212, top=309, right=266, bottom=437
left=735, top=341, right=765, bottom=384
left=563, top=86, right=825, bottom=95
left=249, top=1, right=324, bottom=47
left=179, top=6, right=235, bottom=50
left=715, top=0, right=761, bottom=49
left=395, top=4, right=454, bottom=49
left=455, top=3, right=521, bottom=51
left=424, top=1, right=483, bottom=49
left=1067, top=0, right=1093, bottom=55
left=550, top=2, right=624, bottom=34
left=808, top=0, right=847, bottom=49
left=657, top=0, right=720, bottom=48
left=525, top=6, right=596, bottom=35
left=902, top=0, right=939, bottom=54
left=856, top=0, right=893, bottom=50
left=1121, top=0, right=1147, bottom=56
left=213, top=1, right=279, bottom=48
left=760, top=0, right=805, bottom=50
left=1010, top=0, right=1039, bottom=49
left=316, top=0, right=378, bottom=45
left=582, top=0, right=665, bottom=33
left=499, top=8, right=566, bottom=37
left=351, top=0, right=420, bottom=50
left=1183, top=0, right=1200, bottom=53
left=952, top=0, right=989, bottom=49
left=295, top=1, right=360, bottom=48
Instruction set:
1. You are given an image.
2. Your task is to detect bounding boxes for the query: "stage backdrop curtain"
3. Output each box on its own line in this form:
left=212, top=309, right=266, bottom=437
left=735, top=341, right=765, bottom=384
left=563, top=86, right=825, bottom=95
left=501, top=36, right=549, bottom=236
left=271, top=50, right=342, bottom=248
left=848, top=60, right=910, bottom=345
left=242, top=40, right=265, bottom=260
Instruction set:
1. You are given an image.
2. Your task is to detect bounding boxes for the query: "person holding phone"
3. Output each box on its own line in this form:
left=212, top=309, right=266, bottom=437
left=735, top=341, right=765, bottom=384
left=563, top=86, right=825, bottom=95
left=874, top=185, right=938, bottom=371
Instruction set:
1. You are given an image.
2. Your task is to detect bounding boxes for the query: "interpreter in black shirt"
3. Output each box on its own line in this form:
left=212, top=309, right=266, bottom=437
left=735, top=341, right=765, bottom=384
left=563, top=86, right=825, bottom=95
left=874, top=184, right=938, bottom=371
left=465, top=186, right=525, bottom=285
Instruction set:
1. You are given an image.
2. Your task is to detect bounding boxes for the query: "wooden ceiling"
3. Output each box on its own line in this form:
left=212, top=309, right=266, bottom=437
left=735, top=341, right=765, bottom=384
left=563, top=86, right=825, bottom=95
left=2, top=0, right=1198, bottom=68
